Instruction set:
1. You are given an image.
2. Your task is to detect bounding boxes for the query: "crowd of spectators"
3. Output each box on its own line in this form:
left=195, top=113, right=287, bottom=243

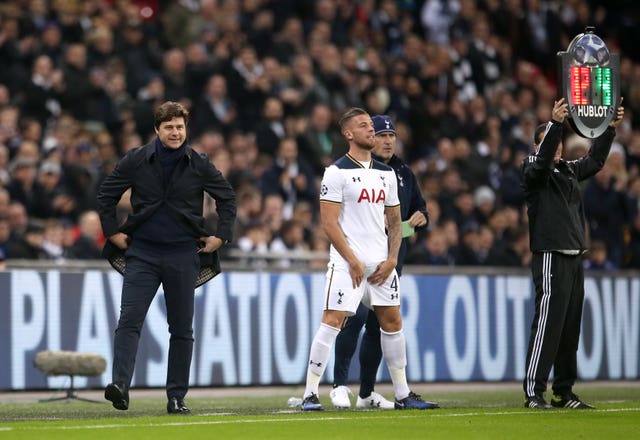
left=1, top=0, right=639, bottom=270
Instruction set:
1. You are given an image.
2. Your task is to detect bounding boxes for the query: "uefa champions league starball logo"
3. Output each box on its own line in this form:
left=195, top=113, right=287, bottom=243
left=570, top=34, right=610, bottom=67
left=557, top=26, right=619, bottom=138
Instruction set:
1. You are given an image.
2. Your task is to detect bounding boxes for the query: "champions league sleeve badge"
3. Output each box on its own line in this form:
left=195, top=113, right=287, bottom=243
left=557, top=26, right=620, bottom=138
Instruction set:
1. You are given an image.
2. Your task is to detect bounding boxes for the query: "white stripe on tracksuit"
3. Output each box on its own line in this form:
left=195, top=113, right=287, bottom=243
left=525, top=252, right=553, bottom=397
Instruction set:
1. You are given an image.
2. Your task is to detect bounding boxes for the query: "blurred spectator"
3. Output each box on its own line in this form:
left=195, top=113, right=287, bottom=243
left=6, top=221, right=47, bottom=259
left=563, top=133, right=590, bottom=162
left=287, top=54, right=329, bottom=115
left=20, top=55, right=63, bottom=128
left=32, top=160, right=68, bottom=219
left=0, top=144, right=9, bottom=185
left=232, top=184, right=263, bottom=242
left=236, top=221, right=272, bottom=267
left=452, top=190, right=480, bottom=233
left=519, top=0, right=564, bottom=77
left=473, top=185, right=496, bottom=225
left=192, top=74, right=238, bottom=138
left=421, top=0, right=461, bottom=46
left=210, top=147, right=231, bottom=178
left=19, top=118, right=44, bottom=148
left=162, top=48, right=189, bottom=105
left=439, top=218, right=460, bottom=258
left=499, top=142, right=529, bottom=209
left=271, top=17, right=306, bottom=63
left=260, top=137, right=317, bottom=220
left=455, top=223, right=480, bottom=265
left=476, top=224, right=497, bottom=265
left=133, top=73, right=166, bottom=138
left=87, top=25, right=116, bottom=69
left=41, top=218, right=66, bottom=261
left=0, top=187, right=9, bottom=217
left=59, top=43, right=93, bottom=121
left=0, top=106, right=20, bottom=152
left=292, top=201, right=316, bottom=243
left=36, top=21, right=64, bottom=65
left=255, top=97, right=286, bottom=157
left=261, top=193, right=285, bottom=239
left=86, top=67, right=119, bottom=130
left=626, top=212, right=640, bottom=269
left=119, top=19, right=162, bottom=98
left=191, top=130, right=225, bottom=160
left=0, top=215, right=10, bottom=256
left=269, top=219, right=309, bottom=268
left=184, top=42, right=215, bottom=105
left=437, top=167, right=465, bottom=220
left=468, top=11, right=502, bottom=97
left=583, top=162, right=630, bottom=267
left=371, top=0, right=405, bottom=56
left=485, top=224, right=531, bottom=267
left=449, top=25, right=478, bottom=104
left=227, top=131, right=260, bottom=189
left=227, top=45, right=269, bottom=131
left=67, top=210, right=103, bottom=259
left=298, top=103, right=344, bottom=174
left=6, top=158, right=40, bottom=216
left=406, top=227, right=455, bottom=266
left=583, top=239, right=617, bottom=271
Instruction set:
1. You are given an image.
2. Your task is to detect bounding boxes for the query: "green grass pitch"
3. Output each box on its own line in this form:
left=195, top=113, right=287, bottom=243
left=1, top=382, right=638, bottom=439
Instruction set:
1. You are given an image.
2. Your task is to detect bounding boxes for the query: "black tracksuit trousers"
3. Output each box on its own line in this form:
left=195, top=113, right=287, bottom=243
left=524, top=251, right=585, bottom=398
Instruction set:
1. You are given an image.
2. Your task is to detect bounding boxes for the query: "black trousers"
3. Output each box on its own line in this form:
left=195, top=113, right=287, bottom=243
left=524, top=251, right=585, bottom=398
left=333, top=303, right=382, bottom=398
left=113, top=244, right=199, bottom=399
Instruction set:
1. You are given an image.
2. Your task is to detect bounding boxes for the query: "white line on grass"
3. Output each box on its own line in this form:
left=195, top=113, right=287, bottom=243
left=4, top=407, right=640, bottom=432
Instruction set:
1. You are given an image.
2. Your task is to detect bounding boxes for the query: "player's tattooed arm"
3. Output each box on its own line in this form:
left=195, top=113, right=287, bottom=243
left=385, top=205, right=401, bottom=265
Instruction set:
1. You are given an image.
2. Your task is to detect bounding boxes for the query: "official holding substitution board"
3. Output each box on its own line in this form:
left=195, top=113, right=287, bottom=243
left=521, top=97, right=624, bottom=409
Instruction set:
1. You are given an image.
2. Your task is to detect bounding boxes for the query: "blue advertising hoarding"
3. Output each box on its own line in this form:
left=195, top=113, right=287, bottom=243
left=0, top=269, right=638, bottom=390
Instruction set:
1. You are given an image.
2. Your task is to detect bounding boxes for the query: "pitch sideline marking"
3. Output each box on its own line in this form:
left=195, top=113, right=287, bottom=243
left=2, top=407, right=640, bottom=431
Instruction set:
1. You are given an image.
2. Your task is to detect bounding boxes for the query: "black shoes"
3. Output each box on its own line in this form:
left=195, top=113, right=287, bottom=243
left=394, top=391, right=440, bottom=410
left=167, top=397, right=191, bottom=414
left=551, top=393, right=595, bottom=409
left=105, top=383, right=191, bottom=414
left=301, top=393, right=324, bottom=411
left=105, top=382, right=129, bottom=410
left=524, top=395, right=552, bottom=409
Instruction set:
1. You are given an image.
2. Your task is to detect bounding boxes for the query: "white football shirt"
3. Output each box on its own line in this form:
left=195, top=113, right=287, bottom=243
left=319, top=153, right=400, bottom=265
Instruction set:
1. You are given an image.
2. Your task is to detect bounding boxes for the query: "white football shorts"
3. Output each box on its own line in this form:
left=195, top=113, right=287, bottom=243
left=323, top=261, right=400, bottom=315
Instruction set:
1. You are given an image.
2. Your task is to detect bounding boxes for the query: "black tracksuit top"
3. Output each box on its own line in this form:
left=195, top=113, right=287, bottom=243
left=521, top=121, right=615, bottom=253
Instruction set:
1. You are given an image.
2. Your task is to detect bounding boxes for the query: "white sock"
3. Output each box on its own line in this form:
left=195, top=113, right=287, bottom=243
left=304, top=323, right=340, bottom=398
left=381, top=328, right=410, bottom=400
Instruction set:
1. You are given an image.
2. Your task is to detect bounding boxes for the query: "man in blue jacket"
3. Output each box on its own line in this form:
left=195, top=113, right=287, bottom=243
left=97, top=101, right=236, bottom=414
left=330, top=114, right=430, bottom=409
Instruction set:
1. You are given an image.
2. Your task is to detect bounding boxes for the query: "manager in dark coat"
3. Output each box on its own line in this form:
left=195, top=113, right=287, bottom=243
left=521, top=98, right=624, bottom=410
left=97, top=101, right=236, bottom=414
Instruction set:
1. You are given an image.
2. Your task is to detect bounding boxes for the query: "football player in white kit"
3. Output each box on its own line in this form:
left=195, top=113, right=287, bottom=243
left=300, top=108, right=438, bottom=411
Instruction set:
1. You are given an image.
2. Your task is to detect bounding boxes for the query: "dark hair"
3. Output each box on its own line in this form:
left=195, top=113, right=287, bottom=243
left=154, top=101, right=189, bottom=129
left=338, top=107, right=368, bottom=132
left=533, top=123, right=548, bottom=146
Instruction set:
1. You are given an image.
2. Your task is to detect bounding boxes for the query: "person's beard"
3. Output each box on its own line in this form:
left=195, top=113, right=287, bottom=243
left=354, top=137, right=375, bottom=151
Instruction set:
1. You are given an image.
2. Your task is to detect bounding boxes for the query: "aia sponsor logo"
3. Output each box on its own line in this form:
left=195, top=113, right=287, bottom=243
left=357, top=188, right=386, bottom=203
